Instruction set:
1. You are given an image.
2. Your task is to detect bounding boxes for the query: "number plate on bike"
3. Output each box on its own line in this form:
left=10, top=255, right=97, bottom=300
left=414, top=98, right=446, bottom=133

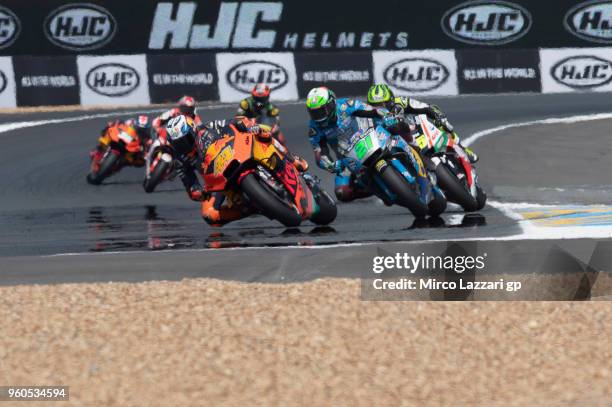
left=214, top=146, right=233, bottom=175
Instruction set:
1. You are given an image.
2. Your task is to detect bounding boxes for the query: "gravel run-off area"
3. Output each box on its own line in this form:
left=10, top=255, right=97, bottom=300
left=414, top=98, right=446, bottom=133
left=1, top=278, right=610, bottom=406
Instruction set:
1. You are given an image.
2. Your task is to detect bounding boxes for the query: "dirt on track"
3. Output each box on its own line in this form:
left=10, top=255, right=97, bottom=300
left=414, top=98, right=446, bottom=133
left=1, top=278, right=610, bottom=407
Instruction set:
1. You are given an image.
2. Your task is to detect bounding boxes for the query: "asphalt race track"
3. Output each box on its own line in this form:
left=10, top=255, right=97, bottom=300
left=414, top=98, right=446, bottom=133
left=1, top=92, right=612, bottom=285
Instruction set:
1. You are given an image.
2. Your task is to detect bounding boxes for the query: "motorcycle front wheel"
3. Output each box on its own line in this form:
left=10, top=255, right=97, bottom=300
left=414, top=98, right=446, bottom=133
left=240, top=173, right=302, bottom=227
left=143, top=159, right=170, bottom=193
left=86, top=151, right=120, bottom=185
left=379, top=162, right=428, bottom=218
left=435, top=163, right=479, bottom=212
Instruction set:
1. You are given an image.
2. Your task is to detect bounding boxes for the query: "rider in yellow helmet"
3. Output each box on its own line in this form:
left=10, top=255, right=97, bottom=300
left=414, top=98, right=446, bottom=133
left=367, top=84, right=478, bottom=163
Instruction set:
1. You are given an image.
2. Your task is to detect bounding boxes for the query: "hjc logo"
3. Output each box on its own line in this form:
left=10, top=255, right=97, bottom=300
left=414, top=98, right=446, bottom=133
left=86, top=63, right=140, bottom=97
left=149, top=2, right=282, bottom=49
left=93, top=71, right=133, bottom=87
left=441, top=1, right=531, bottom=45
left=45, top=4, right=116, bottom=50
left=383, top=58, right=450, bottom=92
left=0, top=70, right=7, bottom=93
left=564, top=1, right=612, bottom=43
left=552, top=55, right=612, bottom=89
left=226, top=61, right=288, bottom=93
left=0, top=6, right=20, bottom=49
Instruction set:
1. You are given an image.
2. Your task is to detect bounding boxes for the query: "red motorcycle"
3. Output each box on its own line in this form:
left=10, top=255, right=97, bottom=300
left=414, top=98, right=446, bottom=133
left=142, top=128, right=177, bottom=193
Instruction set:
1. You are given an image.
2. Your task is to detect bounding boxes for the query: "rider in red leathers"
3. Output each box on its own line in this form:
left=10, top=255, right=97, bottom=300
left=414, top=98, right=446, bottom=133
left=152, top=96, right=203, bottom=137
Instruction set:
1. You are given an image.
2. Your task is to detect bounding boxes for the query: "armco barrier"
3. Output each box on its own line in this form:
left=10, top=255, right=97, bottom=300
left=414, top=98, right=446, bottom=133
left=0, top=49, right=610, bottom=107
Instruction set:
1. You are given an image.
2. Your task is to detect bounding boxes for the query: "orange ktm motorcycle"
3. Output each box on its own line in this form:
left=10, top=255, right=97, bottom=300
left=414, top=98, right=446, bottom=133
left=86, top=124, right=144, bottom=185
left=203, top=127, right=337, bottom=227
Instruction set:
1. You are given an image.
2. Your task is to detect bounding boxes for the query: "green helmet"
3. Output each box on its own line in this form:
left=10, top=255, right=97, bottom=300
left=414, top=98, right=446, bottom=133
left=367, top=84, right=394, bottom=107
left=306, top=87, right=337, bottom=126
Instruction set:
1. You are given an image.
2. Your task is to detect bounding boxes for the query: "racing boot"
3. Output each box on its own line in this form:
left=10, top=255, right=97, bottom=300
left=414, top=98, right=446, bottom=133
left=201, top=192, right=249, bottom=227
left=451, top=133, right=478, bottom=164
left=463, top=146, right=478, bottom=164
left=291, top=154, right=309, bottom=172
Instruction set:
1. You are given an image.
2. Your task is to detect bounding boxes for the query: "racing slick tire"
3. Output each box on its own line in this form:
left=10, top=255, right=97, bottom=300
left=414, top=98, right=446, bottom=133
left=428, top=188, right=447, bottom=217
left=241, top=173, right=302, bottom=227
left=143, top=160, right=170, bottom=193
left=86, top=151, right=120, bottom=185
left=310, top=190, right=337, bottom=225
left=435, top=163, right=479, bottom=212
left=476, top=186, right=487, bottom=211
left=379, top=163, right=429, bottom=218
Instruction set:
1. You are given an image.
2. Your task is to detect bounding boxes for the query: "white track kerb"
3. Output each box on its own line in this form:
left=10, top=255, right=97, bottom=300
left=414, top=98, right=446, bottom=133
left=1, top=108, right=612, bottom=253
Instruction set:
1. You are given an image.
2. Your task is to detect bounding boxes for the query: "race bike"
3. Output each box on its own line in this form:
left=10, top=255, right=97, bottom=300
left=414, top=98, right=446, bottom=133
left=337, top=117, right=446, bottom=218
left=86, top=124, right=144, bottom=185
left=412, top=114, right=486, bottom=212
left=142, top=127, right=176, bottom=193
left=203, top=127, right=337, bottom=227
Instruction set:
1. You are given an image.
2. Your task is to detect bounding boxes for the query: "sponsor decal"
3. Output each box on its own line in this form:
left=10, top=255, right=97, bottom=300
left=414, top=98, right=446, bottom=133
left=148, top=1, right=408, bottom=51
left=0, top=6, right=20, bottom=49
left=551, top=55, right=612, bottom=89
left=147, top=54, right=218, bottom=103
left=456, top=49, right=541, bottom=94
left=295, top=52, right=373, bottom=97
left=152, top=73, right=214, bottom=86
left=85, top=63, right=140, bottom=97
left=0, top=57, right=16, bottom=108
left=44, top=3, right=116, bottom=50
left=216, top=52, right=298, bottom=102
left=462, top=67, right=537, bottom=80
left=302, top=70, right=370, bottom=82
left=13, top=56, right=80, bottom=106
left=226, top=60, right=288, bottom=93
left=20, top=75, right=77, bottom=88
left=564, top=0, right=612, bottom=44
left=383, top=58, right=450, bottom=92
left=0, top=70, right=6, bottom=93
left=441, top=1, right=532, bottom=45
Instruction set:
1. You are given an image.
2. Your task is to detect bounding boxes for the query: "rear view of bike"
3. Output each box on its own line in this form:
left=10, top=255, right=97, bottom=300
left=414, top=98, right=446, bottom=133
left=414, top=115, right=486, bottom=212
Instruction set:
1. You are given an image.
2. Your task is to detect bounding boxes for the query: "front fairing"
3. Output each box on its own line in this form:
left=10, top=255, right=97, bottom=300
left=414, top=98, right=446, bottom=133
left=336, top=117, right=390, bottom=164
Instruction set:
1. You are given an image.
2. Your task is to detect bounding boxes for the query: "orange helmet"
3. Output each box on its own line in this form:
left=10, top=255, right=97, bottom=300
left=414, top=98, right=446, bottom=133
left=178, top=95, right=196, bottom=116
left=251, top=83, right=270, bottom=107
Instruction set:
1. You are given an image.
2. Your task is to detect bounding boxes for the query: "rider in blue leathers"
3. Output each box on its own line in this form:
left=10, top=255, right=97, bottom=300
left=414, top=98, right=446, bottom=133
left=306, top=86, right=415, bottom=202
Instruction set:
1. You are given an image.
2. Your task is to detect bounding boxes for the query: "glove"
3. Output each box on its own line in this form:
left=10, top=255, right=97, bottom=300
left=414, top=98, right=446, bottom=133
left=432, top=112, right=453, bottom=132
left=188, top=186, right=209, bottom=202
left=342, top=157, right=359, bottom=172
left=442, top=119, right=454, bottom=133
left=330, top=160, right=345, bottom=174
left=382, top=115, right=399, bottom=129
left=292, top=155, right=309, bottom=172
